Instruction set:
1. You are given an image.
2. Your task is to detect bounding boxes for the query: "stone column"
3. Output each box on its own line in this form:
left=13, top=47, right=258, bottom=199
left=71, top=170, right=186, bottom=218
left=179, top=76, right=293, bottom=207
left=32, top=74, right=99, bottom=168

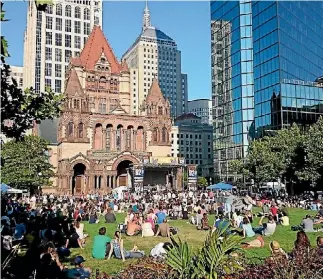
left=116, top=176, right=119, bottom=188
left=110, top=176, right=113, bottom=188
left=102, top=128, right=106, bottom=151
left=111, top=130, right=115, bottom=151
left=143, top=131, right=146, bottom=150
left=102, top=175, right=107, bottom=190
left=133, top=130, right=137, bottom=151
left=122, top=129, right=126, bottom=150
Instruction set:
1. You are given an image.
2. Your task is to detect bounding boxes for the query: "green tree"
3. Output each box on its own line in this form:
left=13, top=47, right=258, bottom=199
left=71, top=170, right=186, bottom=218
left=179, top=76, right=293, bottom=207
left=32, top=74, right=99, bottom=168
left=1, top=1, right=63, bottom=140
left=197, top=176, right=208, bottom=187
left=302, top=117, right=323, bottom=187
left=1, top=135, right=54, bottom=190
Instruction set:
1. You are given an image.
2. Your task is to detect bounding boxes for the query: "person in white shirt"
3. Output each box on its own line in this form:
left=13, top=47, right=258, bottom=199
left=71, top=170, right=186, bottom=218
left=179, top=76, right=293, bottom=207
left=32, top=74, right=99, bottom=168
left=150, top=242, right=173, bottom=259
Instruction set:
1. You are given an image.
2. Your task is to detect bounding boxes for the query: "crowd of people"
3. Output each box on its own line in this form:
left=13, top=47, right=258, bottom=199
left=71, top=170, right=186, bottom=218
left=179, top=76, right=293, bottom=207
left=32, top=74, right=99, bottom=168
left=1, top=189, right=323, bottom=278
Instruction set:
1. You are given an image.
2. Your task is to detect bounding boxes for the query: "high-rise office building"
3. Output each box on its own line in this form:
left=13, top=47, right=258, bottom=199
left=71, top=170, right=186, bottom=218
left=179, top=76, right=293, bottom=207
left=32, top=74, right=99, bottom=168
left=211, top=1, right=323, bottom=181
left=23, top=0, right=102, bottom=94
left=122, top=2, right=186, bottom=117
left=188, top=99, right=212, bottom=125
left=8, top=66, right=24, bottom=90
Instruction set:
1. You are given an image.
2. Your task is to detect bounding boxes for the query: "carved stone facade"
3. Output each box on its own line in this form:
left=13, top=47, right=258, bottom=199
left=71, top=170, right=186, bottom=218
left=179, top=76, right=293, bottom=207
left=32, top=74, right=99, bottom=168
left=52, top=26, right=176, bottom=194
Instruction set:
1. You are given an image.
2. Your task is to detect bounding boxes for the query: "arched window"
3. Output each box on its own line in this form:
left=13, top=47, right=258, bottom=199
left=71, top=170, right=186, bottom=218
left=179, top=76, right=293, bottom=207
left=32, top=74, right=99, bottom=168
left=153, top=127, right=158, bottom=142
left=84, top=8, right=90, bottom=20
left=158, top=106, right=163, bottom=115
left=73, top=99, right=80, bottom=109
left=116, top=125, right=123, bottom=151
left=162, top=127, right=167, bottom=143
left=56, top=4, right=62, bottom=15
left=75, top=6, right=81, bottom=18
left=67, top=121, right=74, bottom=137
left=65, top=5, right=71, bottom=17
left=78, top=122, right=84, bottom=138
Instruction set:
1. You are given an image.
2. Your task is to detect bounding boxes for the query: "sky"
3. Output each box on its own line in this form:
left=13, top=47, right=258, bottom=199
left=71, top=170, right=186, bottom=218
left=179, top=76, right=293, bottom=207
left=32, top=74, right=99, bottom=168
left=2, top=1, right=211, bottom=100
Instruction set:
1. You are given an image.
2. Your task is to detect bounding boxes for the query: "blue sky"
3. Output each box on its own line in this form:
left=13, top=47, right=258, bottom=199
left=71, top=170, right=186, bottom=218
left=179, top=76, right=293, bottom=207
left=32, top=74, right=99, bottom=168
left=2, top=1, right=211, bottom=100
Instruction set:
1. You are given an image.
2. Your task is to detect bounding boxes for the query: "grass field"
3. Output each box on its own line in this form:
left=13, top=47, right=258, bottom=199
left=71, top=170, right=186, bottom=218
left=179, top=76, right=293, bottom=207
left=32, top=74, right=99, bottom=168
left=67, top=208, right=322, bottom=275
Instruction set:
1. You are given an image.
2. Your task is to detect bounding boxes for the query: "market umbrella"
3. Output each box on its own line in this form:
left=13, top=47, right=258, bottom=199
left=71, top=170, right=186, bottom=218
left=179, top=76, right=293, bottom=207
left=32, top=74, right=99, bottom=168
left=206, top=182, right=233, bottom=191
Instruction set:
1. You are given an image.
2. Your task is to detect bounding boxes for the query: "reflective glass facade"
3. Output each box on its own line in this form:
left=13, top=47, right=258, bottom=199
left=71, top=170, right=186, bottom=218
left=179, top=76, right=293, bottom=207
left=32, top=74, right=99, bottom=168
left=211, top=1, right=323, bottom=181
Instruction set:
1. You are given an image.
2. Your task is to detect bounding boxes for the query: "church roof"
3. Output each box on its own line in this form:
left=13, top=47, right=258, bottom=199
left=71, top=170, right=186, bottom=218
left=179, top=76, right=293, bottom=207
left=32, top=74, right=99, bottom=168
left=65, top=68, right=84, bottom=97
left=71, top=25, right=121, bottom=73
left=146, top=78, right=167, bottom=104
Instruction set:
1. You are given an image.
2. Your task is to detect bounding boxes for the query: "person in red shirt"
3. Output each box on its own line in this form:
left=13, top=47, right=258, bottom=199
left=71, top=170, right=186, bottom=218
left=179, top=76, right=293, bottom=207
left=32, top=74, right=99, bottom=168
left=270, top=205, right=278, bottom=222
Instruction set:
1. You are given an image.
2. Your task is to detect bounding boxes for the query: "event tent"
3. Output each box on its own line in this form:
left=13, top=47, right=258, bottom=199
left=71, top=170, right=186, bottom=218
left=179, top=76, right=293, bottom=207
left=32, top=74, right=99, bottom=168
left=7, top=188, right=23, bottom=194
left=206, top=182, right=233, bottom=191
left=1, top=183, right=10, bottom=193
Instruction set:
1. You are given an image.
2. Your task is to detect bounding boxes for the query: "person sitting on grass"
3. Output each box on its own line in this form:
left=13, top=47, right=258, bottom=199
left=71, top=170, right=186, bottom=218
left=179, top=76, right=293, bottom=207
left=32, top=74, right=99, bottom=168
left=242, top=217, right=255, bottom=238
left=213, top=214, right=230, bottom=234
left=198, top=213, right=211, bottom=230
left=269, top=240, right=288, bottom=260
left=141, top=216, right=155, bottom=237
left=75, top=217, right=88, bottom=245
left=279, top=212, right=290, bottom=226
left=126, top=219, right=141, bottom=236
left=155, top=218, right=176, bottom=237
left=294, top=231, right=311, bottom=252
left=108, top=231, right=144, bottom=261
left=66, top=227, right=84, bottom=249
left=156, top=207, right=167, bottom=225
left=317, top=236, right=323, bottom=255
left=92, top=227, right=111, bottom=259
left=253, top=215, right=276, bottom=236
left=104, top=207, right=116, bottom=223
left=66, top=256, right=91, bottom=279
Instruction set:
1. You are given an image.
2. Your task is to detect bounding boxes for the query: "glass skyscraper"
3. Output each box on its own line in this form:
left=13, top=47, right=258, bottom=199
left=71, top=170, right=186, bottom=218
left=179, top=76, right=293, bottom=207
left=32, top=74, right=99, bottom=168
left=211, top=1, right=323, bottom=181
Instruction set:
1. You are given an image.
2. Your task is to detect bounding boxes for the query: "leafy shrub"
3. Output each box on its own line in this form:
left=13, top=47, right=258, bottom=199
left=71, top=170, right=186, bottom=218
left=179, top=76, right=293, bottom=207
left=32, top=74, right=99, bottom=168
left=112, top=257, right=172, bottom=279
left=226, top=248, right=323, bottom=279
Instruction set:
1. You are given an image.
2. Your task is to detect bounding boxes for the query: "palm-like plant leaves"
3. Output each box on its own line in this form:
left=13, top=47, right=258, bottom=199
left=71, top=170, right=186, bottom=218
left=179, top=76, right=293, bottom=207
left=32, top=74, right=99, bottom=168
left=166, top=224, right=244, bottom=279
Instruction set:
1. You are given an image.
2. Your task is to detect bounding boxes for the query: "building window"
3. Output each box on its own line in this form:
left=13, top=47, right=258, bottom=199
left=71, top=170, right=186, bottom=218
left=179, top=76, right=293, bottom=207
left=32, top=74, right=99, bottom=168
left=55, top=64, right=61, bottom=77
left=74, top=21, right=81, bottom=34
left=45, top=47, right=52, bottom=60
left=55, top=18, right=62, bottom=31
left=55, top=33, right=62, bottom=46
left=65, top=50, right=72, bottom=63
left=67, top=121, right=73, bottom=137
left=78, top=122, right=84, bottom=138
left=158, top=106, right=163, bottom=115
left=75, top=6, right=81, bottom=18
left=55, top=48, right=62, bottom=62
left=45, top=63, right=52, bottom=76
left=46, top=16, right=52, bottom=29
left=46, top=32, right=52, bottom=45
left=162, top=127, right=167, bottom=143
left=65, top=19, right=71, bottom=32
left=45, top=78, right=51, bottom=88
left=65, top=34, right=71, bottom=48
left=74, top=36, right=81, bottom=48
left=46, top=5, right=53, bottom=14
left=56, top=4, right=62, bottom=16
left=65, top=5, right=71, bottom=17
left=84, top=8, right=90, bottom=20
left=55, top=79, right=61, bottom=93
left=153, top=127, right=158, bottom=142
left=84, top=22, right=90, bottom=35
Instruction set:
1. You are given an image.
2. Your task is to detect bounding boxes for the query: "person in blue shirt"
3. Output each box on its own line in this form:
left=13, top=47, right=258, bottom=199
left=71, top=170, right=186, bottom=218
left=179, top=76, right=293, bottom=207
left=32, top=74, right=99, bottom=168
left=214, top=215, right=230, bottom=234
left=14, top=216, right=26, bottom=240
left=66, top=256, right=91, bottom=279
left=156, top=208, right=166, bottom=225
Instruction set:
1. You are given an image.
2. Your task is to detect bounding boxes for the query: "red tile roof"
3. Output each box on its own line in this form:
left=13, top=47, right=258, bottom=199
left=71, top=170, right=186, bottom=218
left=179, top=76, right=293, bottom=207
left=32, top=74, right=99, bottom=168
left=73, top=25, right=121, bottom=73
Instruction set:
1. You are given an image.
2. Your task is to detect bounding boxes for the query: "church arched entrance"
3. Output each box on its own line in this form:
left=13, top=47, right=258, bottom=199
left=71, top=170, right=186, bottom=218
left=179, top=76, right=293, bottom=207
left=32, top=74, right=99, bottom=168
left=116, top=160, right=133, bottom=187
left=72, top=163, right=86, bottom=194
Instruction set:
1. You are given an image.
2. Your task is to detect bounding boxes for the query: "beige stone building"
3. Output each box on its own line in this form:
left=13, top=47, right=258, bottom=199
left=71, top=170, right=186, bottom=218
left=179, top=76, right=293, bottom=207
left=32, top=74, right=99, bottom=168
left=37, top=26, right=185, bottom=194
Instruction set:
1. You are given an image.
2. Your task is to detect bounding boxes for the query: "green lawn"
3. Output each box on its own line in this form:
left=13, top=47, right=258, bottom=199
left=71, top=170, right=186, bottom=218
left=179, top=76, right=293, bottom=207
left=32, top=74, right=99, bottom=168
left=68, top=208, right=322, bottom=275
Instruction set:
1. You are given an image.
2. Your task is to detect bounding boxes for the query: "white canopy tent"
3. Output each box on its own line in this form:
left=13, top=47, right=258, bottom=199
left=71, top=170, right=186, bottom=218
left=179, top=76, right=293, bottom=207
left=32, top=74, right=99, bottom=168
left=6, top=188, right=24, bottom=194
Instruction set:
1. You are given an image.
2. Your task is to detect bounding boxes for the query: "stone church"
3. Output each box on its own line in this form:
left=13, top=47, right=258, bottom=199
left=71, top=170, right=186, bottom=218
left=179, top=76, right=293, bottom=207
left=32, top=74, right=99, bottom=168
left=38, top=26, right=185, bottom=194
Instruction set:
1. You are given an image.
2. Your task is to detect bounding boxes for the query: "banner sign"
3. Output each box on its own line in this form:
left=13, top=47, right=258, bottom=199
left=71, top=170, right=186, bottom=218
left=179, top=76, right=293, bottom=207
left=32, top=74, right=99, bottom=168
left=178, top=157, right=185, bottom=165
left=133, top=165, right=144, bottom=183
left=187, top=165, right=197, bottom=183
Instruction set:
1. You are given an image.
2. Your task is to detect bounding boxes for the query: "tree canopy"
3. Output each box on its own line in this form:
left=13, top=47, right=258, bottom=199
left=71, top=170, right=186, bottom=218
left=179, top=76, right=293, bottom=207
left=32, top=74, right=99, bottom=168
left=229, top=118, right=323, bottom=191
left=1, top=1, right=63, bottom=140
left=1, top=135, right=54, bottom=190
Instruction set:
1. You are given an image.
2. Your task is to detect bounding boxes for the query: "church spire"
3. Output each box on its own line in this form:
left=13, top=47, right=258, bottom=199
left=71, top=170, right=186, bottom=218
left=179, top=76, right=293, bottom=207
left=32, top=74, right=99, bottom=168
left=142, top=0, right=151, bottom=31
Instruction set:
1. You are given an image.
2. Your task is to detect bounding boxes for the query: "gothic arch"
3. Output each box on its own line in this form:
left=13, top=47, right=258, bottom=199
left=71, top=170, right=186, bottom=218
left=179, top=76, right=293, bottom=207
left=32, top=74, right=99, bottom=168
left=69, top=159, right=91, bottom=172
